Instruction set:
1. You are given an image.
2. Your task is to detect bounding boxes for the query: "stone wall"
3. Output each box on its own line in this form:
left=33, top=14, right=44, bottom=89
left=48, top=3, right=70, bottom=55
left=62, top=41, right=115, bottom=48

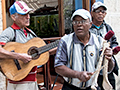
left=104, top=0, right=120, bottom=90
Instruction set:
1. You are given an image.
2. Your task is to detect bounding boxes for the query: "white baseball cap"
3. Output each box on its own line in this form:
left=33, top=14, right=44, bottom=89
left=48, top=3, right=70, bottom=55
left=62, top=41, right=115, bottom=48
left=92, top=1, right=107, bottom=11
left=9, top=1, right=33, bottom=15
left=71, top=9, right=92, bottom=22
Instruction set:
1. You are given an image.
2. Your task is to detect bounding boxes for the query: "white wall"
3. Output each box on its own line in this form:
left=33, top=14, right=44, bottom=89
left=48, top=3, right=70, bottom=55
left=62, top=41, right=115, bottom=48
left=104, top=0, right=120, bottom=90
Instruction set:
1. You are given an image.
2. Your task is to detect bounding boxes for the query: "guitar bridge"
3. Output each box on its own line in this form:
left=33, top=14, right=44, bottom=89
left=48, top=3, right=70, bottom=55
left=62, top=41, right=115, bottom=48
left=11, top=50, right=21, bottom=70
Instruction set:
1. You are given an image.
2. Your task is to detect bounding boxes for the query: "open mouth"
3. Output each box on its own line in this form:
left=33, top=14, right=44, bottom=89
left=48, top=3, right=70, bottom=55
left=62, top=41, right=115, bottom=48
left=98, top=17, right=103, bottom=20
left=77, top=29, right=83, bottom=33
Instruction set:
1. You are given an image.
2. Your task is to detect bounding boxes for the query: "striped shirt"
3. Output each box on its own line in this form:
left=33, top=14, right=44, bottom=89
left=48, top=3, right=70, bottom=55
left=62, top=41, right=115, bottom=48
left=54, top=32, right=103, bottom=88
left=0, top=23, right=37, bottom=83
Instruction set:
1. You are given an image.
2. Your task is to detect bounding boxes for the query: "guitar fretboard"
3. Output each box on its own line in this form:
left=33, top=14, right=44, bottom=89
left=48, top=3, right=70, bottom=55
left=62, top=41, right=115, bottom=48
left=37, top=40, right=59, bottom=54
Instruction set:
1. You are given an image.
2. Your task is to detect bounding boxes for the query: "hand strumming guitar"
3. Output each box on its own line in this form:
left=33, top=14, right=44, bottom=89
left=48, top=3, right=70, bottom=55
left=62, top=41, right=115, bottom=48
left=17, top=53, right=32, bottom=63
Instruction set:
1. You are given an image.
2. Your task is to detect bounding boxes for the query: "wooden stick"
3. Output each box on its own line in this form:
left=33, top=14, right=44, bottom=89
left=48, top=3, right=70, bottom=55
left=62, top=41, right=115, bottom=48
left=77, top=64, right=107, bottom=84
left=91, top=41, right=108, bottom=90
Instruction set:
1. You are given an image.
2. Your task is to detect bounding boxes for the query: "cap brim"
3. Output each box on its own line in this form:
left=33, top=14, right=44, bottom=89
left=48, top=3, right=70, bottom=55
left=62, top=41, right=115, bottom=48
left=17, top=8, right=33, bottom=15
left=92, top=5, right=107, bottom=11
left=71, top=14, right=88, bottom=21
left=101, top=5, right=107, bottom=10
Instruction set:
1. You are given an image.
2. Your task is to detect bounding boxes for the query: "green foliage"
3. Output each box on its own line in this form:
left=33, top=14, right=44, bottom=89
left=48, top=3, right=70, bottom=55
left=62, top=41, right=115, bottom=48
left=28, top=0, right=75, bottom=37
left=29, top=14, right=59, bottom=38
left=63, top=0, right=74, bottom=34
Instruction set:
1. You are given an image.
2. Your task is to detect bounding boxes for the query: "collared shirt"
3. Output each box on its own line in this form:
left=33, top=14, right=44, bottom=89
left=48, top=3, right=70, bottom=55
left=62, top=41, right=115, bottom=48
left=89, top=21, right=118, bottom=48
left=90, top=23, right=107, bottom=38
left=0, top=23, right=37, bottom=83
left=92, top=24, right=101, bottom=29
left=0, top=23, right=37, bottom=45
left=54, top=32, right=103, bottom=88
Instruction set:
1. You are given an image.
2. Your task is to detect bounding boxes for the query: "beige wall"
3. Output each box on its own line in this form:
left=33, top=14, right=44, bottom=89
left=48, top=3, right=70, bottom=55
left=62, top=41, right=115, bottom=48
left=104, top=0, right=120, bottom=90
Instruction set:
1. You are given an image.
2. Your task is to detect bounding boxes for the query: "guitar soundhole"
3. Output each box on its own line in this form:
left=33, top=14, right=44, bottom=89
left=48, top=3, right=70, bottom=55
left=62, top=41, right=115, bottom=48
left=28, top=46, right=40, bottom=60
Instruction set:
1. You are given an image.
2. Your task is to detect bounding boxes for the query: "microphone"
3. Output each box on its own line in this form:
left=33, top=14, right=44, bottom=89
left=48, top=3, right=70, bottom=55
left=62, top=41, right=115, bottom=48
left=113, top=46, right=120, bottom=54
left=104, top=30, right=114, bottom=40
left=103, top=30, right=120, bottom=54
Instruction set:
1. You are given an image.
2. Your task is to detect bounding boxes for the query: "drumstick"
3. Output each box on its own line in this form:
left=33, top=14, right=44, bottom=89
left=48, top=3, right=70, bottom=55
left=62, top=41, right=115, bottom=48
left=93, top=64, right=107, bottom=74
left=77, top=64, right=107, bottom=84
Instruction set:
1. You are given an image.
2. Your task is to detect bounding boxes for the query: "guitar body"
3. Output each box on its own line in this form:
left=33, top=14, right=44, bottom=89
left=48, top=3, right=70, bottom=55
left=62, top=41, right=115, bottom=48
left=0, top=37, right=49, bottom=81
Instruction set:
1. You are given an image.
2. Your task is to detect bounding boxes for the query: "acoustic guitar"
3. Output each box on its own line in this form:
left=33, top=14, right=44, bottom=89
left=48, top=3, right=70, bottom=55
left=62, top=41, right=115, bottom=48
left=0, top=37, right=59, bottom=81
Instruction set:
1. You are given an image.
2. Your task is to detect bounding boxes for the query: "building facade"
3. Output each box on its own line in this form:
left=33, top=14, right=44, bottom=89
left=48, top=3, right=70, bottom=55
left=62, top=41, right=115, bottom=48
left=104, top=0, right=120, bottom=90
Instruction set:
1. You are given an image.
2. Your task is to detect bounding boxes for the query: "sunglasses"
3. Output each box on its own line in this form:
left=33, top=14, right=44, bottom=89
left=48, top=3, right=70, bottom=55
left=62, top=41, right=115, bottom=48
left=94, top=10, right=106, bottom=13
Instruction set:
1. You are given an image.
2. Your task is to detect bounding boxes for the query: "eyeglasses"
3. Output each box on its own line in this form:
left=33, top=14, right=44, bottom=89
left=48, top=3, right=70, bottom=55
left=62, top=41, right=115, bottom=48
left=72, top=20, right=88, bottom=25
left=94, top=10, right=106, bottom=13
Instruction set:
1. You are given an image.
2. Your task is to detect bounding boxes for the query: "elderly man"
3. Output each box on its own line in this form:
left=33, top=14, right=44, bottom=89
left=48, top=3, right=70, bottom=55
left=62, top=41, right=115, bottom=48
left=0, top=1, right=38, bottom=90
left=89, top=1, right=119, bottom=90
left=54, top=9, right=114, bottom=90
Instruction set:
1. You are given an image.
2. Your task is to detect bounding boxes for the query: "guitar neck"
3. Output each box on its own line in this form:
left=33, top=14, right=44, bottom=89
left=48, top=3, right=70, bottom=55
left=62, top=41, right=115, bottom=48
left=38, top=40, right=59, bottom=54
